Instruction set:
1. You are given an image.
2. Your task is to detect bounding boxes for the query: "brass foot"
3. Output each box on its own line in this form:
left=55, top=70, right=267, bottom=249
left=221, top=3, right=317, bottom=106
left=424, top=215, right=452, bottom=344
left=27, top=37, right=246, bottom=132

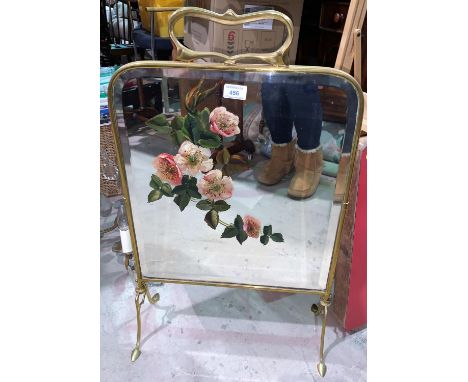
left=131, top=347, right=141, bottom=362
left=317, top=361, right=327, bottom=377
left=316, top=297, right=331, bottom=377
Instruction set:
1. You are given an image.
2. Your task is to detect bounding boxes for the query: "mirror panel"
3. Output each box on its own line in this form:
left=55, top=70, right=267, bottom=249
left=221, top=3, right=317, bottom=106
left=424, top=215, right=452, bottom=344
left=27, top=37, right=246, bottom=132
left=111, top=65, right=361, bottom=291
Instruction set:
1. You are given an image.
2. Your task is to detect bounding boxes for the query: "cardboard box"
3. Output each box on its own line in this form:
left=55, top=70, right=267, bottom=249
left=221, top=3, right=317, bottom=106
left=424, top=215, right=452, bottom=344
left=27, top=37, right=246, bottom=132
left=185, top=0, right=304, bottom=63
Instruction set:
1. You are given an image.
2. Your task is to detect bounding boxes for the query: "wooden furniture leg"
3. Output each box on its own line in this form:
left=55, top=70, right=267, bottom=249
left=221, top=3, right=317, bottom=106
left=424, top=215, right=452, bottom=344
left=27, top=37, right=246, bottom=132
left=334, top=0, right=367, bottom=74
left=353, top=29, right=362, bottom=86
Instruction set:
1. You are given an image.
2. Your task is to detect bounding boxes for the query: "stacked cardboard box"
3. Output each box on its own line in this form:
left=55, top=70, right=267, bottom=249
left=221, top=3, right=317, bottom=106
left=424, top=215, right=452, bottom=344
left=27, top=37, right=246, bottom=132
left=185, top=0, right=304, bottom=63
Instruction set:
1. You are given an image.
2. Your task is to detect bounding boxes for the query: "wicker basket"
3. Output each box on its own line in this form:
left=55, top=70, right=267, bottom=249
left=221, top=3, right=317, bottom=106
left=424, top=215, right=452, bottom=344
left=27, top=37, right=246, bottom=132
left=100, top=122, right=122, bottom=197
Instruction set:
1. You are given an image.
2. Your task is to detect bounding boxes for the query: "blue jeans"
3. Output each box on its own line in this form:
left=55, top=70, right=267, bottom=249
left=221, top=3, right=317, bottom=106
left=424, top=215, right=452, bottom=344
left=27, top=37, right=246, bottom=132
left=261, top=78, right=323, bottom=150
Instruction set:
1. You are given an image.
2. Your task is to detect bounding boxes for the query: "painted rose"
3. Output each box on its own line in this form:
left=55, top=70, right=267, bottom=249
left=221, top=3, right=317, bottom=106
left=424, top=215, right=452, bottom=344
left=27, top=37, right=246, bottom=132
left=209, top=106, right=240, bottom=138
left=174, top=141, right=213, bottom=176
left=197, top=169, right=233, bottom=201
left=243, top=215, right=262, bottom=238
left=152, top=153, right=182, bottom=185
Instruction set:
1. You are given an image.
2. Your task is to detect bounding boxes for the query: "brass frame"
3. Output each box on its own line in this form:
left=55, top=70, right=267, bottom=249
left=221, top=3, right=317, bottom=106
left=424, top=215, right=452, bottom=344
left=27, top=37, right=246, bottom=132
left=169, top=7, right=294, bottom=65
left=108, top=7, right=364, bottom=378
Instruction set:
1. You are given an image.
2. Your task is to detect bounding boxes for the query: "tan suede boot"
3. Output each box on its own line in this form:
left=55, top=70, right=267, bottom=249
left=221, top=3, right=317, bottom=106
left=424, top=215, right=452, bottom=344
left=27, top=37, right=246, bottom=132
left=334, top=154, right=351, bottom=202
left=288, top=146, right=323, bottom=199
left=256, top=140, right=296, bottom=185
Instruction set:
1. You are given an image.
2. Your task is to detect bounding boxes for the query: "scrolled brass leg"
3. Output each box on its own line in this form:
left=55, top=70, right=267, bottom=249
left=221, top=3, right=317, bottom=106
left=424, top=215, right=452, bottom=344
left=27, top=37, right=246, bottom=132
left=131, top=285, right=146, bottom=362
left=130, top=282, right=160, bottom=362
left=145, top=285, right=160, bottom=305
left=317, top=298, right=331, bottom=377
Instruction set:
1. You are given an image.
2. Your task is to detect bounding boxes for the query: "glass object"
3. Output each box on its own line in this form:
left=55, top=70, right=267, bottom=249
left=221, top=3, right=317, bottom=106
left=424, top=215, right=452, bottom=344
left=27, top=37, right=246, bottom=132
left=116, top=200, right=132, bottom=254
left=110, top=65, right=361, bottom=291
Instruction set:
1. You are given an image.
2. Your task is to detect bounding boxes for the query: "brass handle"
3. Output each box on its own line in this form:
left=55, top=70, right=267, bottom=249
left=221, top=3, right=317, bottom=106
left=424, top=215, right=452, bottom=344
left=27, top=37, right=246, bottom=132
left=168, top=7, right=294, bottom=66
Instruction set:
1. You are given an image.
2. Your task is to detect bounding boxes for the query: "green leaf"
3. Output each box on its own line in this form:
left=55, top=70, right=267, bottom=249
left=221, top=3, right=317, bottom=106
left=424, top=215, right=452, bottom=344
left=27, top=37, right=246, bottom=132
left=171, top=116, right=185, bottom=131
left=148, top=189, right=162, bottom=203
left=174, top=193, right=190, bottom=211
left=174, top=130, right=187, bottom=145
left=200, top=108, right=210, bottom=129
left=221, top=226, right=238, bottom=238
left=150, top=179, right=160, bottom=189
left=198, top=129, right=222, bottom=149
left=147, top=114, right=171, bottom=134
left=213, top=200, right=230, bottom=212
left=236, top=230, right=248, bottom=245
left=260, top=235, right=269, bottom=245
left=263, top=225, right=272, bottom=236
left=172, top=185, right=186, bottom=195
left=170, top=130, right=178, bottom=146
left=148, top=124, right=172, bottom=134
left=151, top=174, right=163, bottom=188
left=234, top=215, right=244, bottom=230
left=187, top=176, right=198, bottom=187
left=199, top=128, right=220, bottom=141
left=160, top=183, right=173, bottom=197
left=196, top=199, right=213, bottom=211
left=270, top=233, right=284, bottom=242
left=198, top=138, right=221, bottom=149
left=146, top=113, right=167, bottom=126
left=179, top=193, right=191, bottom=211
left=204, top=210, right=219, bottom=229
left=187, top=114, right=201, bottom=143
left=187, top=188, right=202, bottom=199
left=183, top=116, right=193, bottom=142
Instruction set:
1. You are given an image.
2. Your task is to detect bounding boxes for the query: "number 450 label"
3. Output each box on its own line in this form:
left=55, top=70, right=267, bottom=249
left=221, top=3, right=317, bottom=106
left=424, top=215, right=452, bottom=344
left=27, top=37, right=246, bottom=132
left=223, top=84, right=247, bottom=101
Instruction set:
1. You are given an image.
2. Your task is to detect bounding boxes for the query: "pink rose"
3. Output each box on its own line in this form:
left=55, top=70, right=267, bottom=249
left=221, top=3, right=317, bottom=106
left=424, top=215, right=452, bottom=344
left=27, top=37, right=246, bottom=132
left=209, top=106, right=240, bottom=138
left=174, top=141, right=213, bottom=176
left=243, top=215, right=261, bottom=238
left=197, top=169, right=233, bottom=201
left=152, top=153, right=182, bottom=185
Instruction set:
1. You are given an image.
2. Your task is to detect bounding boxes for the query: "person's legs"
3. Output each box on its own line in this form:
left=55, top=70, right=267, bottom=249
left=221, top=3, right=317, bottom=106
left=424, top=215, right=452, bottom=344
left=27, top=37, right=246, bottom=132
left=261, top=82, right=294, bottom=144
left=285, top=80, right=324, bottom=199
left=287, top=80, right=323, bottom=150
left=256, top=82, right=295, bottom=186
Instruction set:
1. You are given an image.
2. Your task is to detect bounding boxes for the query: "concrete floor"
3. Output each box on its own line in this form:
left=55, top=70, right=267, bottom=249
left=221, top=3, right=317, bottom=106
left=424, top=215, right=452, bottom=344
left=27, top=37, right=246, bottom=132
left=101, top=210, right=367, bottom=382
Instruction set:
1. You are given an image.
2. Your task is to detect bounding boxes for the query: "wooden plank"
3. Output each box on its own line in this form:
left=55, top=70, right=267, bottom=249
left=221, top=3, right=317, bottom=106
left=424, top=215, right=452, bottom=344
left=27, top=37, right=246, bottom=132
left=335, top=0, right=367, bottom=73
left=353, top=29, right=362, bottom=86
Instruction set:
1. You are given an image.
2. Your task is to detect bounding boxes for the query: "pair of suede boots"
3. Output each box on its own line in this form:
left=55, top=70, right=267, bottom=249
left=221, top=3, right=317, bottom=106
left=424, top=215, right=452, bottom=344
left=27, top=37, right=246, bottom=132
left=256, top=139, right=347, bottom=200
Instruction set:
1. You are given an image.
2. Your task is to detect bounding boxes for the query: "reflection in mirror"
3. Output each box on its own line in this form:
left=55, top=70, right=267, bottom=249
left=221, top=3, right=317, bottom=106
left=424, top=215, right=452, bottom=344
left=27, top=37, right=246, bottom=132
left=113, top=67, right=360, bottom=291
